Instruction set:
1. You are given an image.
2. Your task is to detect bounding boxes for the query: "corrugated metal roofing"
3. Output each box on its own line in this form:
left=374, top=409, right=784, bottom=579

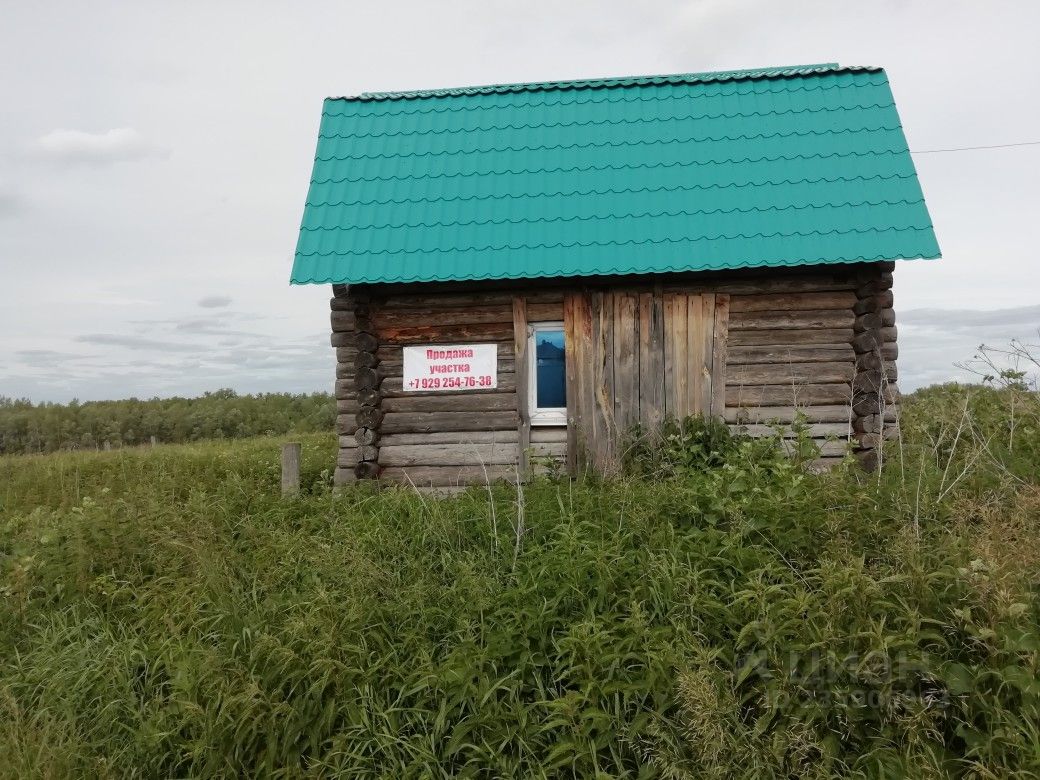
left=291, top=64, right=940, bottom=285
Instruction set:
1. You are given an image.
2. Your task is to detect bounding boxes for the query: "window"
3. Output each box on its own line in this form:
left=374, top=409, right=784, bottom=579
left=528, top=322, right=567, bottom=426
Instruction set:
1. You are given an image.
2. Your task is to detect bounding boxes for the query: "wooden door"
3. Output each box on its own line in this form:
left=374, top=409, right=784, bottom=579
left=564, top=289, right=729, bottom=474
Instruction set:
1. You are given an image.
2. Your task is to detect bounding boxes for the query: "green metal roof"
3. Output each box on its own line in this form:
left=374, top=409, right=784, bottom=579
left=291, top=64, right=940, bottom=285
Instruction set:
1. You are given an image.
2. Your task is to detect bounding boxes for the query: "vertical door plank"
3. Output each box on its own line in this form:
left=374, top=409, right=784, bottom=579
left=687, top=294, right=705, bottom=415
left=663, top=293, right=677, bottom=419
left=638, top=293, right=651, bottom=428
left=710, top=293, right=730, bottom=419
left=699, top=293, right=716, bottom=416
left=594, top=292, right=616, bottom=471
left=672, top=295, right=690, bottom=418
left=512, top=296, right=530, bottom=479
left=637, top=293, right=654, bottom=429
left=613, top=293, right=638, bottom=439
left=564, top=291, right=591, bottom=474
left=647, top=291, right=666, bottom=430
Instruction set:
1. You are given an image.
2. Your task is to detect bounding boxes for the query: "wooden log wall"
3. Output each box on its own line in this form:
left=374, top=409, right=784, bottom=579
left=331, top=285, right=381, bottom=484
left=329, top=263, right=901, bottom=484
left=722, top=261, right=898, bottom=470
left=850, top=262, right=900, bottom=469
left=332, top=286, right=568, bottom=487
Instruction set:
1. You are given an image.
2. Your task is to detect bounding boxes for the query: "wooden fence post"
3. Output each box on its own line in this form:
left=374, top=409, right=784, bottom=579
left=281, top=442, right=301, bottom=496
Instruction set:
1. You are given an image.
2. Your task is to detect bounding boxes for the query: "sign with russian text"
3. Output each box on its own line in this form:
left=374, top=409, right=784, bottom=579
left=402, top=344, right=498, bottom=392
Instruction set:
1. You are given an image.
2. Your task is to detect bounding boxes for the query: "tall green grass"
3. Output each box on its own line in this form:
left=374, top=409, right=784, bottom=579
left=1, top=388, right=1038, bottom=778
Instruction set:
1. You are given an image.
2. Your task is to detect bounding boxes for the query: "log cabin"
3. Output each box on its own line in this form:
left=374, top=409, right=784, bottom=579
left=290, top=64, right=940, bottom=487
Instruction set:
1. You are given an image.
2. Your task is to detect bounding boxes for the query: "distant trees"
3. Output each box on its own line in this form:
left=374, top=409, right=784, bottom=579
left=0, top=390, right=335, bottom=455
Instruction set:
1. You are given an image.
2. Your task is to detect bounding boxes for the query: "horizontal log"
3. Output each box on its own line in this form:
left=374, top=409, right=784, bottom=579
left=880, top=308, right=896, bottom=327
left=724, top=404, right=853, bottom=424
left=331, top=331, right=378, bottom=351
left=855, top=449, right=880, bottom=471
left=662, top=275, right=857, bottom=296
left=380, top=430, right=520, bottom=446
left=853, top=368, right=898, bottom=392
left=854, top=312, right=881, bottom=332
left=528, top=441, right=567, bottom=460
left=336, top=400, right=360, bottom=416
left=851, top=327, right=898, bottom=353
left=331, top=310, right=356, bottom=332
left=855, top=272, right=894, bottom=297
left=331, top=295, right=368, bottom=313
left=366, top=267, right=862, bottom=300
left=856, top=382, right=899, bottom=401
left=333, top=466, right=357, bottom=484
left=728, top=328, right=853, bottom=347
left=527, top=302, right=564, bottom=321
left=380, top=373, right=517, bottom=397
left=334, top=379, right=359, bottom=400
left=530, top=426, right=568, bottom=443
left=355, top=462, right=380, bottom=479
left=852, top=389, right=899, bottom=416
left=727, top=361, right=854, bottom=387
left=355, top=427, right=379, bottom=446
left=854, top=427, right=899, bottom=449
left=375, top=322, right=513, bottom=345
left=852, top=290, right=894, bottom=315
left=852, top=407, right=899, bottom=434
left=726, top=383, right=852, bottom=407
left=371, top=305, right=513, bottom=329
left=355, top=351, right=379, bottom=369
left=380, top=465, right=518, bottom=487
left=335, top=414, right=358, bottom=435
left=378, top=290, right=564, bottom=310
left=337, top=447, right=359, bottom=468
left=727, top=344, right=854, bottom=365
left=381, top=393, right=518, bottom=413
left=378, top=442, right=519, bottom=467
left=356, top=407, right=384, bottom=428
left=855, top=346, right=898, bottom=371
left=729, top=422, right=852, bottom=439
left=729, top=309, right=854, bottom=330
left=356, top=367, right=382, bottom=391
left=381, top=411, right=519, bottom=434
left=729, top=291, right=856, bottom=313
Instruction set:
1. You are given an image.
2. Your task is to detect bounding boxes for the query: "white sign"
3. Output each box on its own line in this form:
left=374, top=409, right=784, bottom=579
left=402, top=344, right=498, bottom=392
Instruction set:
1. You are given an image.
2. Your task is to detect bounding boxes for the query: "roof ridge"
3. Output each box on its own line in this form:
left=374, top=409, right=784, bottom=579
left=331, top=63, right=881, bottom=102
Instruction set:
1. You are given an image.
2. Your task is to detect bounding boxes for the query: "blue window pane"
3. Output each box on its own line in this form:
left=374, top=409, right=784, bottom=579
left=535, top=330, right=566, bottom=408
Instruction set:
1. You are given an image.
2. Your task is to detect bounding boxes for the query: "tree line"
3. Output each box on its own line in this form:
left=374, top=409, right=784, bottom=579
left=0, top=390, right=336, bottom=455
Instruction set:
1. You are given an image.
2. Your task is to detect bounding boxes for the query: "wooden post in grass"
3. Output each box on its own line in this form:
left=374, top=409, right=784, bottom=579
left=281, top=443, right=301, bottom=496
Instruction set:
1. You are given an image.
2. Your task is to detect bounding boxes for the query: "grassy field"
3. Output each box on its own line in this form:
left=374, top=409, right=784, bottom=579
left=1, top=386, right=1038, bottom=778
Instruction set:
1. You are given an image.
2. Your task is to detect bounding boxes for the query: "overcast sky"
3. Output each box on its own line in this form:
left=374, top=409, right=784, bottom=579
left=1, top=0, right=1038, bottom=403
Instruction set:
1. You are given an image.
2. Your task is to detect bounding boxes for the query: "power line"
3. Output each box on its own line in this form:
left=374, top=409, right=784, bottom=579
left=911, top=140, right=1040, bottom=154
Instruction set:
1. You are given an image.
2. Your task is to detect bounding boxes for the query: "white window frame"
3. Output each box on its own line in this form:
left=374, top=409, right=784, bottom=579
left=528, top=321, right=568, bottom=426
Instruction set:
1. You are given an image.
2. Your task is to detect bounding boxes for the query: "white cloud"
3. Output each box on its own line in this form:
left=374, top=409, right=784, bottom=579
left=33, top=127, right=169, bottom=164
left=198, top=295, right=233, bottom=308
